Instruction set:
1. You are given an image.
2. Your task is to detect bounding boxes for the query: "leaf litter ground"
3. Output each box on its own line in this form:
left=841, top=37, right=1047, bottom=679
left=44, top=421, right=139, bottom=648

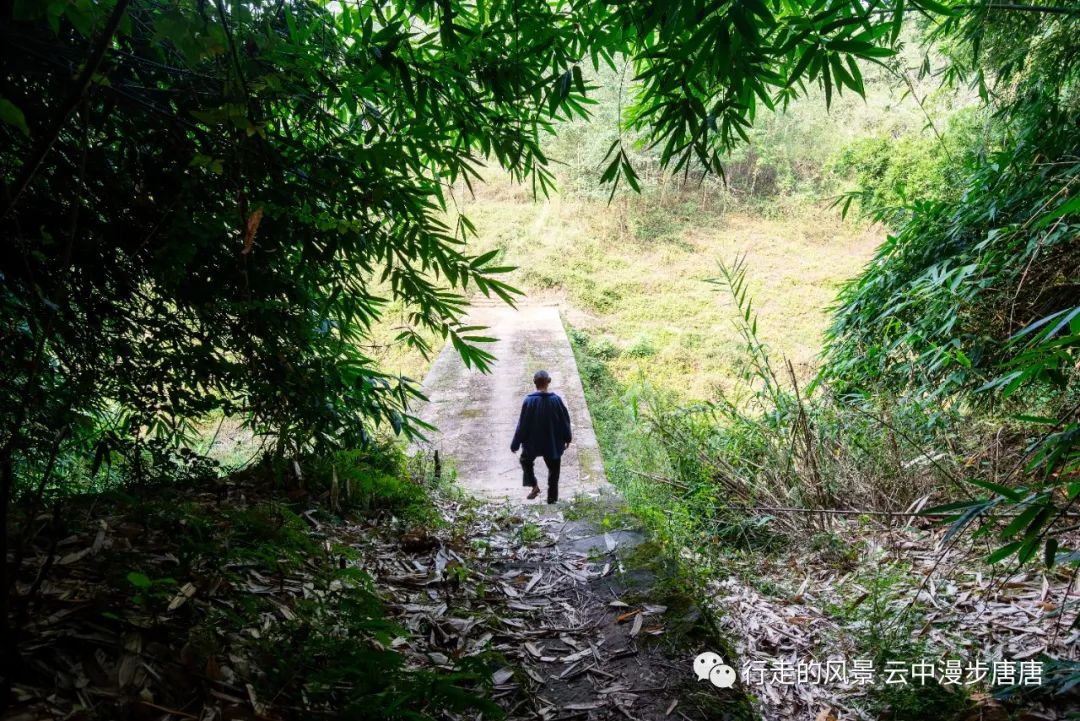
left=6, top=478, right=749, bottom=721
left=363, top=490, right=752, bottom=720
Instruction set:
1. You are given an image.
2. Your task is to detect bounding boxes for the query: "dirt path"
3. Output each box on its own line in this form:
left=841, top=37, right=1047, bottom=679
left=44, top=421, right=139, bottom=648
left=416, top=303, right=606, bottom=502
left=363, top=493, right=753, bottom=721
left=411, top=303, right=753, bottom=720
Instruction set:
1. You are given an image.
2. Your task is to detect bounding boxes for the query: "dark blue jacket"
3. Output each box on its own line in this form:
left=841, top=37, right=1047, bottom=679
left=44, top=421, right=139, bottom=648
left=511, top=391, right=572, bottom=459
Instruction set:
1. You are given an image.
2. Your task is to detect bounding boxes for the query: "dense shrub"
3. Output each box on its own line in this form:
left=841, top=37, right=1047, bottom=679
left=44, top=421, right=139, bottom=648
left=830, top=107, right=986, bottom=217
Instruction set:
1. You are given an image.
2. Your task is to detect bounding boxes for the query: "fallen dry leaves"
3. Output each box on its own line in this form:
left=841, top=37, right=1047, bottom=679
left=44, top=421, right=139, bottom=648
left=700, top=520, right=1079, bottom=720
left=5, top=483, right=727, bottom=721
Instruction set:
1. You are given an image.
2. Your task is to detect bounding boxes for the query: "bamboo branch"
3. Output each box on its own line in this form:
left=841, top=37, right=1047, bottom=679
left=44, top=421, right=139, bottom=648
left=2, top=0, right=131, bottom=217
left=969, top=3, right=1080, bottom=15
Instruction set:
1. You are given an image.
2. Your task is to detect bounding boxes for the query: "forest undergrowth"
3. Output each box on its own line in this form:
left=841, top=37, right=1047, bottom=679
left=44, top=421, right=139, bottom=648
left=7, top=442, right=745, bottom=721
left=569, top=297, right=1080, bottom=720
left=4, top=446, right=503, bottom=721
left=4, top=0, right=1079, bottom=720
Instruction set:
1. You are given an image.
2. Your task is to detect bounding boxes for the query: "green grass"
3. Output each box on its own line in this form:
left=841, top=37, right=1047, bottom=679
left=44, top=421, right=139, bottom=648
left=517, top=520, right=542, bottom=544
left=373, top=179, right=879, bottom=401
left=453, top=179, right=879, bottom=398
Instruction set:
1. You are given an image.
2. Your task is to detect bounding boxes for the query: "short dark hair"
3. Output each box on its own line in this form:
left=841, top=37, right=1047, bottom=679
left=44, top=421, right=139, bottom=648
left=533, top=369, right=551, bottom=386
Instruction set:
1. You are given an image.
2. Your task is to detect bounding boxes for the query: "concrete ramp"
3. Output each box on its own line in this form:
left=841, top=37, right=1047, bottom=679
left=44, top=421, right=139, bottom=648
left=415, top=304, right=606, bottom=502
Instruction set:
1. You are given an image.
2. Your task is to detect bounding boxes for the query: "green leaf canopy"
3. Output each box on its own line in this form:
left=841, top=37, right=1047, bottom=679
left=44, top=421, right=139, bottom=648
left=0, top=0, right=907, bottom=468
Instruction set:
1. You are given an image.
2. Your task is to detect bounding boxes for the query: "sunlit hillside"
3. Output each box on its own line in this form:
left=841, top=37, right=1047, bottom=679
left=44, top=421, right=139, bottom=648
left=371, top=182, right=879, bottom=399
left=373, top=37, right=969, bottom=398
left=455, top=179, right=879, bottom=398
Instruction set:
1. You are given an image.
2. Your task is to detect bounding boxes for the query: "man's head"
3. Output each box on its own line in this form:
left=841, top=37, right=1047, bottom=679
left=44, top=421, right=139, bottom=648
left=533, top=369, right=551, bottom=389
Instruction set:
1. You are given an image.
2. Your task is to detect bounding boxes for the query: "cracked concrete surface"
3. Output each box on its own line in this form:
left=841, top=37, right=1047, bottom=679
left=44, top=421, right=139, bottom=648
left=415, top=303, right=607, bottom=502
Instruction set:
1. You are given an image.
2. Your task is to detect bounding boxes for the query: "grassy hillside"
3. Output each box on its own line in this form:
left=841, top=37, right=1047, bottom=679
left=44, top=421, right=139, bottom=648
left=373, top=31, right=970, bottom=398
left=377, top=177, right=879, bottom=401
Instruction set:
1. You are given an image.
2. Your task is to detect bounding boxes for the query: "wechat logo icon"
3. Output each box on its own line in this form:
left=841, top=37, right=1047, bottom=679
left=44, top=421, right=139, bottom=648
left=694, top=652, right=737, bottom=689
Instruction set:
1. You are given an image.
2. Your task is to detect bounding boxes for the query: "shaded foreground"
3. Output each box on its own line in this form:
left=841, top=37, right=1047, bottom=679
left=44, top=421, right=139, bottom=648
left=377, top=491, right=753, bottom=720
left=6, top=468, right=746, bottom=720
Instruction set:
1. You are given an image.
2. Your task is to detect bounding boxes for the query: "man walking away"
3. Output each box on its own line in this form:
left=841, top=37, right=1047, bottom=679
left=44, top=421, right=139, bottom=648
left=511, top=370, right=572, bottom=503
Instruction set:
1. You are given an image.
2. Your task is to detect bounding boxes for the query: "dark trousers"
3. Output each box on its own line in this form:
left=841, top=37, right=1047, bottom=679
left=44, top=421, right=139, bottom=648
left=521, top=454, right=561, bottom=504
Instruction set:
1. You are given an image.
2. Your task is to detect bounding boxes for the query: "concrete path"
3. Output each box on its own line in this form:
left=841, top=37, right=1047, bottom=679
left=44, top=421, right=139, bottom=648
left=415, top=303, right=606, bottom=502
